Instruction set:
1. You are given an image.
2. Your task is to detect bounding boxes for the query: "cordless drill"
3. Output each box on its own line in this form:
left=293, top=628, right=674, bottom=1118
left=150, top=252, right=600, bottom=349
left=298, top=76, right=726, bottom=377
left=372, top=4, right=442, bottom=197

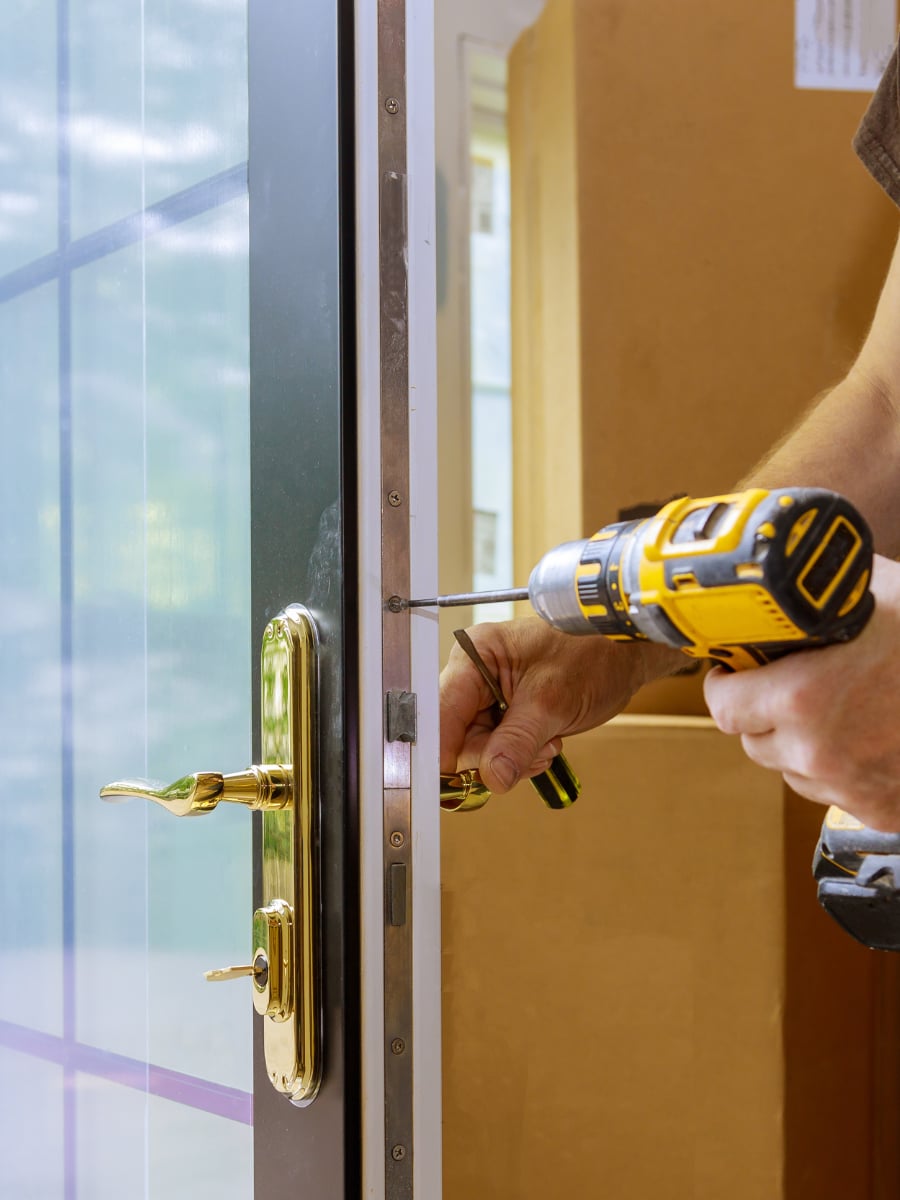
left=421, top=487, right=900, bottom=950
left=523, top=487, right=873, bottom=666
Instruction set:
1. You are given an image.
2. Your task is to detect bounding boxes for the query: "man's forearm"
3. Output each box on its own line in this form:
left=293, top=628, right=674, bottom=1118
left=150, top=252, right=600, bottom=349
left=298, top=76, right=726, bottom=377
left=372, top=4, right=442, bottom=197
left=740, top=364, right=900, bottom=556
left=738, top=225, right=900, bottom=555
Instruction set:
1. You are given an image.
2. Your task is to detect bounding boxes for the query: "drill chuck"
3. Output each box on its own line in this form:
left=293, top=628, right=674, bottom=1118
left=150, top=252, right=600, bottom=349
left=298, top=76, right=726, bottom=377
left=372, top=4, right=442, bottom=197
left=527, top=539, right=595, bottom=634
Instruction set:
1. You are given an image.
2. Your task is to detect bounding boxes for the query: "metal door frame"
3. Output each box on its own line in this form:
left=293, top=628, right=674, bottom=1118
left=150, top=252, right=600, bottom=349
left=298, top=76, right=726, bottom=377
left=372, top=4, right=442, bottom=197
left=356, top=0, right=442, bottom=1196
left=250, top=0, right=440, bottom=1194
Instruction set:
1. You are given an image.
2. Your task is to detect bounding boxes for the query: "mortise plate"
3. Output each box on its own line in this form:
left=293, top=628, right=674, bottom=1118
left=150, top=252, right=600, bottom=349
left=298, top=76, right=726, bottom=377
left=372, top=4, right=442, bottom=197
left=258, top=603, right=321, bottom=1105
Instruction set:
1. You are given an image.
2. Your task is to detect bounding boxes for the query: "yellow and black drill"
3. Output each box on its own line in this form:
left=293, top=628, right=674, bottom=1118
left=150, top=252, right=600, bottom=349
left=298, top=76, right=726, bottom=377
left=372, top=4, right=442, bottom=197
left=417, top=487, right=900, bottom=950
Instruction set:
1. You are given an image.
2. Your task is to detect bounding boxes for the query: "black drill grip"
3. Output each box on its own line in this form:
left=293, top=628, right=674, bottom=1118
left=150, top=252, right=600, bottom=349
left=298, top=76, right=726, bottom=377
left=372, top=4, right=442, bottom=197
left=813, top=809, right=900, bottom=950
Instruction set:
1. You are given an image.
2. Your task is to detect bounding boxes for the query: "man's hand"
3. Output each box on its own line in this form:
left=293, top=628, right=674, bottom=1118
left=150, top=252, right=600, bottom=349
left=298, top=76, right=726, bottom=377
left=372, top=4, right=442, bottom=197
left=440, top=617, right=682, bottom=794
left=704, top=554, right=900, bottom=831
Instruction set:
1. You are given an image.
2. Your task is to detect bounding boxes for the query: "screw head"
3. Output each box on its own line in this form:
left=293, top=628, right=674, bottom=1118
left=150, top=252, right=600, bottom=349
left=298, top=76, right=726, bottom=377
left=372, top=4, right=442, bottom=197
left=390, top=831, right=404, bottom=848
left=385, top=97, right=400, bottom=115
left=386, top=595, right=404, bottom=614
left=391, top=1037, right=406, bottom=1055
left=388, top=490, right=402, bottom=507
left=391, top=1145, right=406, bottom=1161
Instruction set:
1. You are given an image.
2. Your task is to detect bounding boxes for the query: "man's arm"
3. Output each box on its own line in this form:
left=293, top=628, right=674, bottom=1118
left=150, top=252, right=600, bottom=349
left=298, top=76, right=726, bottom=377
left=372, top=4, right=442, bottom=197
left=702, top=228, right=900, bottom=830
left=443, top=234, right=900, bottom=821
left=741, top=228, right=900, bottom=549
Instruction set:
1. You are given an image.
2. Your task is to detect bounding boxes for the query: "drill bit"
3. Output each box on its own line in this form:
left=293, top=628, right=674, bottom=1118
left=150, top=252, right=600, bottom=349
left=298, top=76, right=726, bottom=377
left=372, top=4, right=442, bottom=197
left=405, top=587, right=529, bottom=609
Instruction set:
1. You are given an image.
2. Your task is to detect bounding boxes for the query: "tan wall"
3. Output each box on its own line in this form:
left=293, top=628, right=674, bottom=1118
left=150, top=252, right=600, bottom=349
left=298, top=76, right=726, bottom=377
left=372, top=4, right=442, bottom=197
left=441, top=5, right=900, bottom=1197
left=434, top=0, right=551, bottom=663
left=509, top=0, right=583, bottom=577
left=509, top=0, right=898, bottom=714
left=442, top=720, right=899, bottom=1199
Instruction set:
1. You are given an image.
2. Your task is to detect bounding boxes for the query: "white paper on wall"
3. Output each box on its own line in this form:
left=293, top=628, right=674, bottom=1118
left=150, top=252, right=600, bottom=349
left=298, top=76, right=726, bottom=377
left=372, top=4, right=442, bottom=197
left=795, top=0, right=896, bottom=91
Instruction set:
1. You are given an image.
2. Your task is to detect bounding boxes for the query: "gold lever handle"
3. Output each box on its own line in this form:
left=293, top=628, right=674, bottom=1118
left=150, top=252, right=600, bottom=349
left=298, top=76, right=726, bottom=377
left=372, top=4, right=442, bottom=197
left=439, top=763, right=581, bottom=812
left=440, top=769, right=492, bottom=813
left=99, top=765, right=292, bottom=817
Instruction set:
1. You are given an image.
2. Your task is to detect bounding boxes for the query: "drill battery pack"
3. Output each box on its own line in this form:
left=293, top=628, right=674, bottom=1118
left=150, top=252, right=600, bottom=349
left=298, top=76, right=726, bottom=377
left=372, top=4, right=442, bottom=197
left=813, top=806, right=900, bottom=950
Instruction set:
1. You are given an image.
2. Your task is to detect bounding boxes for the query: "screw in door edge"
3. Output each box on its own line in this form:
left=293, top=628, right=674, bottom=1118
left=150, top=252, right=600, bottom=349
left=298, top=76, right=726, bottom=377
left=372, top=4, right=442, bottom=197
left=391, top=1145, right=406, bottom=1161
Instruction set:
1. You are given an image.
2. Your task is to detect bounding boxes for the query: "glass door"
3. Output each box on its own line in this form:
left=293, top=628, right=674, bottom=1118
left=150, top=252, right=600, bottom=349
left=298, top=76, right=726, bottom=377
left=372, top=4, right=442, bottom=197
left=0, top=1, right=357, bottom=1195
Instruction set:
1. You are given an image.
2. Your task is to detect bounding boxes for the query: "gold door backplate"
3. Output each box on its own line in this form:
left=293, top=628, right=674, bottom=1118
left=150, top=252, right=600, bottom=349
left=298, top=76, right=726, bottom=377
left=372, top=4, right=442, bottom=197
left=100, top=602, right=321, bottom=1106
left=258, top=604, right=321, bottom=1104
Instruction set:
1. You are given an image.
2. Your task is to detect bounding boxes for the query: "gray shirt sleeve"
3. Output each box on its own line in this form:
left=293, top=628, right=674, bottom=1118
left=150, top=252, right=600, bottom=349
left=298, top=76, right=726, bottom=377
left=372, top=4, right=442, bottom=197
left=854, top=38, right=900, bottom=208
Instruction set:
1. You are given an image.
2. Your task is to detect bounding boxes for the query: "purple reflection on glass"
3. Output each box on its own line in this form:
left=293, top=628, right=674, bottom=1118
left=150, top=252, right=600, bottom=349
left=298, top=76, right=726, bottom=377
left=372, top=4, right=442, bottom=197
left=0, top=1020, right=252, bottom=1125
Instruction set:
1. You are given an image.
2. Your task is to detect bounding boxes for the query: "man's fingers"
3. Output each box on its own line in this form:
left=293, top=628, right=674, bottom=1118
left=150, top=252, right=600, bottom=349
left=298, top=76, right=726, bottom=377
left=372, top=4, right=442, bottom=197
left=439, top=651, right=496, bottom=772
left=480, top=706, right=562, bottom=793
left=741, top=733, right=838, bottom=807
left=703, top=665, right=777, bottom=735
left=739, top=730, right=783, bottom=771
left=780, top=771, right=836, bottom=806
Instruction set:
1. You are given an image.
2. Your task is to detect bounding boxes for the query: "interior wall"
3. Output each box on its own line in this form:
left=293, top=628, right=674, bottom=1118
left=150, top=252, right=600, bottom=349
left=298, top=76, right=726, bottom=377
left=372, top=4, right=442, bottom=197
left=442, top=720, right=899, bottom=1199
left=434, top=0, right=547, bottom=659
left=509, top=0, right=899, bottom=714
left=572, top=1, right=898, bottom=524
left=508, top=0, right=583, bottom=590
left=438, top=6, right=900, bottom=1199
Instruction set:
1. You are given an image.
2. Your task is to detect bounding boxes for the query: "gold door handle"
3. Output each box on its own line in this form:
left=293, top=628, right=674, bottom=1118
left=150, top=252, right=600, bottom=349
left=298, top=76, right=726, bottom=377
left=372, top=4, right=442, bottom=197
left=99, top=765, right=292, bottom=818
left=439, top=762, right=581, bottom=813
left=440, top=769, right=492, bottom=812
left=99, top=604, right=321, bottom=1107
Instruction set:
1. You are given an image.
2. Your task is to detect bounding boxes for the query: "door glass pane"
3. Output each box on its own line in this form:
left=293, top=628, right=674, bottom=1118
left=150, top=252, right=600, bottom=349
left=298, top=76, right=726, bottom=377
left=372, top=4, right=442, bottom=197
left=69, top=0, right=248, bottom=239
left=0, top=283, right=62, bottom=1038
left=0, top=1050, right=64, bottom=1197
left=0, top=3, right=252, bottom=1195
left=0, top=3, right=58, bottom=276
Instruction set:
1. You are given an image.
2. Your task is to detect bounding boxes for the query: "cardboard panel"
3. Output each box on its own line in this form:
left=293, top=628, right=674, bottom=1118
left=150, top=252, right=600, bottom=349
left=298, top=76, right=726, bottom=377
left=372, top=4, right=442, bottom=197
left=509, top=0, right=898, bottom=716
left=446, top=11, right=900, bottom=1196
left=509, top=0, right=583, bottom=585
left=441, top=719, right=890, bottom=1198
left=572, top=0, right=897, bottom=524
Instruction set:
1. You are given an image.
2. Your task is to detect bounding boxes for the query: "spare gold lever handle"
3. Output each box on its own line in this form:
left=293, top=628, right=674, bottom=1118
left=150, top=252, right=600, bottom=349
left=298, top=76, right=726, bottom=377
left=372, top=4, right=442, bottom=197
left=440, top=769, right=492, bottom=813
left=99, top=765, right=293, bottom=818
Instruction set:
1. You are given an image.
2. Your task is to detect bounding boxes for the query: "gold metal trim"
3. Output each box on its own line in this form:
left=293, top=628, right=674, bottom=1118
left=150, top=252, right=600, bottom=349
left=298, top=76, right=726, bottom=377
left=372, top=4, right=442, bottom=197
left=259, top=604, right=321, bottom=1105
